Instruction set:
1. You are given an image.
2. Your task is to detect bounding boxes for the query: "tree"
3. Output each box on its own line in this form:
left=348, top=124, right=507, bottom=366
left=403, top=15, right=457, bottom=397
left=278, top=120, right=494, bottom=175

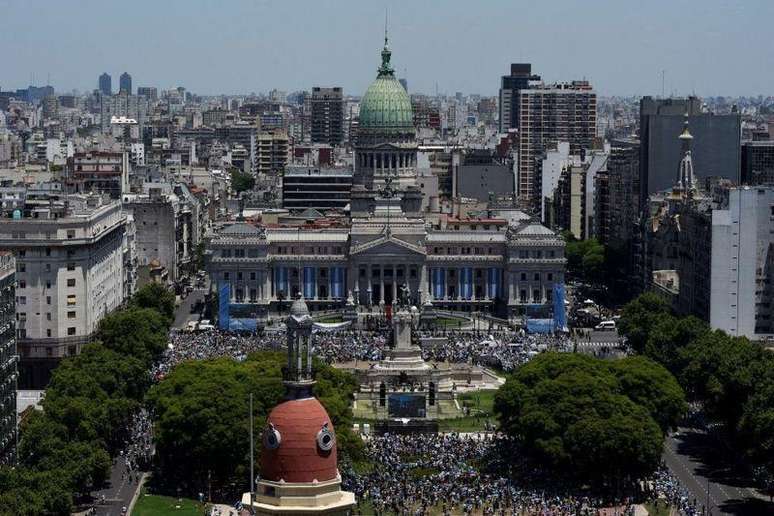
left=609, top=356, right=687, bottom=432
left=97, top=308, right=168, bottom=365
left=617, top=292, right=672, bottom=354
left=495, top=353, right=664, bottom=486
left=230, top=168, right=255, bottom=193
left=642, top=315, right=708, bottom=375
left=564, top=236, right=606, bottom=285
left=679, top=331, right=771, bottom=433
left=130, top=282, right=176, bottom=326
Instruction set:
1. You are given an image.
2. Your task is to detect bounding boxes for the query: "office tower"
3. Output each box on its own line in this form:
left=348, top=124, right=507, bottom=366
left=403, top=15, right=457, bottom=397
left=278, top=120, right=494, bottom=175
left=741, top=140, right=774, bottom=185
left=497, top=63, right=540, bottom=133
left=99, top=93, right=149, bottom=132
left=516, top=81, right=597, bottom=204
left=137, top=86, right=158, bottom=101
left=0, top=252, right=16, bottom=466
left=41, top=95, right=59, bottom=119
left=639, top=96, right=741, bottom=205
left=711, top=186, right=774, bottom=339
left=0, top=195, right=130, bottom=388
left=311, top=87, right=344, bottom=146
left=119, top=72, right=132, bottom=94
left=99, top=72, right=112, bottom=95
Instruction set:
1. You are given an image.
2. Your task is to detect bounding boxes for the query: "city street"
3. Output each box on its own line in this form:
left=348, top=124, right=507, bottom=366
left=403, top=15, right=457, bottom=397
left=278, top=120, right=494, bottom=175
left=91, top=458, right=142, bottom=516
left=663, top=426, right=773, bottom=515
left=173, top=287, right=207, bottom=329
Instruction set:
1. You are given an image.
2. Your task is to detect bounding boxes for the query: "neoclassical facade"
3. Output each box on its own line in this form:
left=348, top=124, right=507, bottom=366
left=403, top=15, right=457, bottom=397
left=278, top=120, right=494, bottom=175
left=207, top=203, right=565, bottom=322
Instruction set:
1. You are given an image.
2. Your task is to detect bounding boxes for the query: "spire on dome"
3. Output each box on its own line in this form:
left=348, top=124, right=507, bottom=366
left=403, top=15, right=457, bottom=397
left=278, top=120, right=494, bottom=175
left=378, top=13, right=394, bottom=77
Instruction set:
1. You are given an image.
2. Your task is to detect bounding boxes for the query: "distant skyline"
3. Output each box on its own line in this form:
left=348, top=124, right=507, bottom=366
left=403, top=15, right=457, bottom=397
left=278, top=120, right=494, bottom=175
left=0, top=0, right=771, bottom=98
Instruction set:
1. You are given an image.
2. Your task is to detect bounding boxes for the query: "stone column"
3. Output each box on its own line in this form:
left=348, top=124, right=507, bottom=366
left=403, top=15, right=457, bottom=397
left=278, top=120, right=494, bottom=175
left=392, top=264, right=397, bottom=304
left=443, top=268, right=448, bottom=300
left=457, top=267, right=462, bottom=301
left=420, top=264, right=428, bottom=303
left=485, top=268, right=490, bottom=301
left=367, top=263, right=373, bottom=306
left=379, top=266, right=385, bottom=304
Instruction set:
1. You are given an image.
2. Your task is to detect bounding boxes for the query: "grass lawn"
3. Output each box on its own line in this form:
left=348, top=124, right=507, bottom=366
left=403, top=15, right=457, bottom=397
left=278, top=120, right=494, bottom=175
left=438, top=414, right=493, bottom=432
left=132, top=489, right=209, bottom=516
left=433, top=317, right=467, bottom=329
left=458, top=389, right=497, bottom=414
left=317, top=316, right=344, bottom=323
left=645, top=500, right=673, bottom=516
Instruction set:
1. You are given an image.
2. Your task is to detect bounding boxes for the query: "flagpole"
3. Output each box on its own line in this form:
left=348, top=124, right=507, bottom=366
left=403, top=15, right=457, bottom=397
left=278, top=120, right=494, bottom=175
left=249, top=392, right=255, bottom=514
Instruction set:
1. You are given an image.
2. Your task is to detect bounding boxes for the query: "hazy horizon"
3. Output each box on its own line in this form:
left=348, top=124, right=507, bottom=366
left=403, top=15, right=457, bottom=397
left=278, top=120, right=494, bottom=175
left=1, top=0, right=771, bottom=98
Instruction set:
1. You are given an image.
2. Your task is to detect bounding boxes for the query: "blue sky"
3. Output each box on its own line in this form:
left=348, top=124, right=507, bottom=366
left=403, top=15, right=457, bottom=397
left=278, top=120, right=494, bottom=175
left=0, top=0, right=769, bottom=97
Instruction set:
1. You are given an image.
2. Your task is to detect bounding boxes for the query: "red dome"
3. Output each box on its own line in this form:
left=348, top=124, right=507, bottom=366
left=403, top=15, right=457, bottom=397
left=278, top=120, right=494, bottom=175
left=260, top=397, right=338, bottom=483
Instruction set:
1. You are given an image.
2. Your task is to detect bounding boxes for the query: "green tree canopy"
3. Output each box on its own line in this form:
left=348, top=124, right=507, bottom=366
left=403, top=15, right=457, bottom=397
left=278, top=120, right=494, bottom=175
left=617, top=292, right=672, bottom=354
left=564, top=236, right=605, bottom=285
left=97, top=307, right=168, bottom=365
left=230, top=168, right=255, bottom=193
left=609, top=356, right=687, bottom=432
left=495, top=353, right=667, bottom=486
left=130, top=282, right=176, bottom=326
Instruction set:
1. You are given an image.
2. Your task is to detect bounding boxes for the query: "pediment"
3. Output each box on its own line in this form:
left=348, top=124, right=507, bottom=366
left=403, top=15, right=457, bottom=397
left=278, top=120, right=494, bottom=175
left=351, top=235, right=426, bottom=257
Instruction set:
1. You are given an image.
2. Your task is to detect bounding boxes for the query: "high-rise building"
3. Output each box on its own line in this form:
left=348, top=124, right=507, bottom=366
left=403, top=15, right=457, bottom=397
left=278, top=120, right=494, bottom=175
left=711, top=186, right=774, bottom=339
left=516, top=81, right=597, bottom=205
left=99, top=72, right=112, bottom=95
left=0, top=195, right=130, bottom=387
left=0, top=252, right=16, bottom=466
left=137, top=86, right=158, bottom=101
left=41, top=95, right=59, bottom=119
left=639, top=96, right=741, bottom=206
left=119, top=72, right=132, bottom=94
left=282, top=167, right=353, bottom=211
left=741, top=140, right=774, bottom=185
left=310, top=87, right=344, bottom=146
left=497, top=63, right=540, bottom=133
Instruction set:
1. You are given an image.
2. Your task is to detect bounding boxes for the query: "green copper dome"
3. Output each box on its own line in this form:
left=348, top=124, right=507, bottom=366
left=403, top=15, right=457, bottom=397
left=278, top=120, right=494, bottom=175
left=359, top=38, right=413, bottom=131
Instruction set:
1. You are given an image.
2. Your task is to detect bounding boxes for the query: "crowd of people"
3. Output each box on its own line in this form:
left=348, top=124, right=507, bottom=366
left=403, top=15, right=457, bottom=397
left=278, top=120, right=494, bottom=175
left=343, top=433, right=632, bottom=515
left=651, top=468, right=701, bottom=516
left=119, top=409, right=153, bottom=481
left=153, top=326, right=573, bottom=377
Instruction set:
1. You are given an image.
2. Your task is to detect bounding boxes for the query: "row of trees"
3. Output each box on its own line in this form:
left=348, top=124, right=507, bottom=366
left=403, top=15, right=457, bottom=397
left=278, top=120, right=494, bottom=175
left=618, top=292, right=774, bottom=485
left=494, top=352, right=686, bottom=487
left=147, top=353, right=361, bottom=500
left=0, top=283, right=175, bottom=515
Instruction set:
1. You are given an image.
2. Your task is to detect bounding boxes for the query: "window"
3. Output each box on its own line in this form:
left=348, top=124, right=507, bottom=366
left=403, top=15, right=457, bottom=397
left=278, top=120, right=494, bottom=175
left=67, top=295, right=76, bottom=305
left=46, top=296, right=51, bottom=305
left=237, top=272, right=243, bottom=280
left=46, top=313, right=51, bottom=321
left=67, top=263, right=75, bottom=271
left=547, top=273, right=553, bottom=281
left=224, top=272, right=230, bottom=280
left=67, top=278, right=76, bottom=287
left=17, top=263, right=25, bottom=273
left=520, top=273, right=527, bottom=281
left=250, top=272, right=256, bottom=280
left=18, top=296, right=26, bottom=305
left=67, top=327, right=77, bottom=336
left=67, top=229, right=76, bottom=239
left=17, top=329, right=26, bottom=339
left=533, top=289, right=540, bottom=302
left=46, top=329, right=51, bottom=338
left=18, top=280, right=25, bottom=288
left=45, top=264, right=51, bottom=272
left=534, top=273, right=540, bottom=281
left=67, top=311, right=76, bottom=319
left=17, top=313, right=26, bottom=321
left=46, top=281, right=51, bottom=289
left=45, top=247, right=51, bottom=256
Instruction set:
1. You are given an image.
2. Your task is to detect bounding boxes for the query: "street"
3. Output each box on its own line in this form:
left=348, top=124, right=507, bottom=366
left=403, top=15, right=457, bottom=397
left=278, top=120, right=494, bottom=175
left=91, top=457, right=142, bottom=516
left=173, top=287, right=207, bottom=329
left=663, top=426, right=773, bottom=515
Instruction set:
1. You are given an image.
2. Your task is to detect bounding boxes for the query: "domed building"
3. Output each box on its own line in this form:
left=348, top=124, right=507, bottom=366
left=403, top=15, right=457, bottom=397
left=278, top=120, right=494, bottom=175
left=354, top=35, right=418, bottom=191
left=242, top=297, right=356, bottom=515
